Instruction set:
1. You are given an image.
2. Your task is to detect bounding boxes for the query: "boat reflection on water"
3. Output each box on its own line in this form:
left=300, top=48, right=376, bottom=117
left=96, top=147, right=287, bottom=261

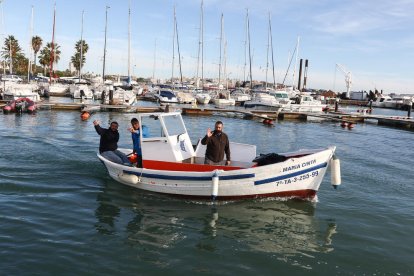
left=95, top=182, right=337, bottom=259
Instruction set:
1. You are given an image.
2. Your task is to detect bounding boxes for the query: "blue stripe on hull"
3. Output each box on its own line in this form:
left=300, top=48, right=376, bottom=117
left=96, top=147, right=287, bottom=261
left=254, top=162, right=328, bottom=185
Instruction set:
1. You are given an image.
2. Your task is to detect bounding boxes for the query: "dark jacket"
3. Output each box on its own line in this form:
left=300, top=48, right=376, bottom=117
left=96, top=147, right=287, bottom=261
left=94, top=125, right=119, bottom=153
left=201, top=131, right=230, bottom=163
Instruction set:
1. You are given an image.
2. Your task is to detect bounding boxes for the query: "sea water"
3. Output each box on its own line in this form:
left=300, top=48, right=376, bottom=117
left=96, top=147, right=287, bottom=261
left=0, top=103, right=413, bottom=274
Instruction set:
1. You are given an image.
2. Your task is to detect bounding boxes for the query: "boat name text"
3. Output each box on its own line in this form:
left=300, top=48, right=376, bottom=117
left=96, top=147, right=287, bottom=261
left=282, top=159, right=316, bottom=172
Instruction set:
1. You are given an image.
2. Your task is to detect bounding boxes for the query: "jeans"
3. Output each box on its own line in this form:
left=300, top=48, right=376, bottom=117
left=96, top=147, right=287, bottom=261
left=101, top=150, right=130, bottom=165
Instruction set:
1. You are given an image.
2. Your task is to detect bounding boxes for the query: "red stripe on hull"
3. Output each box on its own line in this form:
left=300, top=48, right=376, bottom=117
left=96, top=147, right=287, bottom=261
left=143, top=159, right=242, bottom=172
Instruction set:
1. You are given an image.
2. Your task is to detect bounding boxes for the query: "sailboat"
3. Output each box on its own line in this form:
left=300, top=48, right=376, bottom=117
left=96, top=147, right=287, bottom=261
left=194, top=0, right=211, bottom=105
left=70, top=10, right=93, bottom=100
left=213, top=13, right=235, bottom=106
left=101, top=3, right=136, bottom=105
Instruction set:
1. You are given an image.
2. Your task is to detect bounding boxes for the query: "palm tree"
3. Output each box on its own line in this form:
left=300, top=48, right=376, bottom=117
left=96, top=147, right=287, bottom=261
left=38, top=42, right=61, bottom=76
left=31, top=36, right=43, bottom=74
left=70, top=39, right=89, bottom=73
left=2, top=35, right=23, bottom=74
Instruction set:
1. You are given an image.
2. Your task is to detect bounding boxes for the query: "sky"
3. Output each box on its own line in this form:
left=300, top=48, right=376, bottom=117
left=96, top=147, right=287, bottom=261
left=2, top=0, right=414, bottom=94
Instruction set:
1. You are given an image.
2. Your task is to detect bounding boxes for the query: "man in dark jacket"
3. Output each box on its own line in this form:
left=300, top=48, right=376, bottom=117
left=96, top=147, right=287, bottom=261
left=93, top=120, right=130, bottom=165
left=201, top=121, right=231, bottom=166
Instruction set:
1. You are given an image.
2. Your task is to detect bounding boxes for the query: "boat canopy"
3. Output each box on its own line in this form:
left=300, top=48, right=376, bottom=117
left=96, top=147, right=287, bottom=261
left=139, top=112, right=257, bottom=164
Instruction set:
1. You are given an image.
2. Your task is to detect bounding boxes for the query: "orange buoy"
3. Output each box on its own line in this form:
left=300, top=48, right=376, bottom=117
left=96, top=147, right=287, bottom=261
left=81, top=111, right=90, bottom=121
left=128, top=153, right=138, bottom=163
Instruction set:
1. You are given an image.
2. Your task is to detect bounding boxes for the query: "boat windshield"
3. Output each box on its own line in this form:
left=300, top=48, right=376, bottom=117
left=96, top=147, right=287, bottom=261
left=140, top=113, right=186, bottom=139
left=163, top=115, right=186, bottom=136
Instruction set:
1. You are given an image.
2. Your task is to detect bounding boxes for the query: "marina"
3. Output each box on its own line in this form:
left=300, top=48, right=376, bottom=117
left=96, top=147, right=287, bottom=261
left=1, top=0, right=414, bottom=274
left=1, top=107, right=413, bottom=274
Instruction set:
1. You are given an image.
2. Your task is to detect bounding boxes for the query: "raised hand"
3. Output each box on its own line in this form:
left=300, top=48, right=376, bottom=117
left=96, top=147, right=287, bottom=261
left=206, top=127, right=213, bottom=137
left=93, top=120, right=100, bottom=126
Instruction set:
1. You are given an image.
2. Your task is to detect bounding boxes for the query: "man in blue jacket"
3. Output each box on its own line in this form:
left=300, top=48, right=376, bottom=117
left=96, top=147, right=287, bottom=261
left=129, top=117, right=149, bottom=167
left=93, top=120, right=130, bottom=165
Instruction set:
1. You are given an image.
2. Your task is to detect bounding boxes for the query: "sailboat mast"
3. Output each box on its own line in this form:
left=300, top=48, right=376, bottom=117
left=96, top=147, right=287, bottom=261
left=0, top=1, right=5, bottom=74
left=102, top=6, right=109, bottom=82
left=196, top=1, right=202, bottom=88
left=171, top=6, right=176, bottom=86
left=224, top=38, right=228, bottom=90
left=265, top=13, right=270, bottom=89
left=79, top=10, right=84, bottom=82
left=49, top=2, right=56, bottom=83
left=175, top=11, right=183, bottom=85
left=152, top=38, right=156, bottom=80
left=218, top=13, right=223, bottom=89
left=247, top=9, right=253, bottom=89
left=269, top=13, right=276, bottom=88
left=292, top=36, right=300, bottom=89
left=127, top=0, right=131, bottom=84
left=243, top=11, right=247, bottom=83
left=201, top=0, right=204, bottom=90
left=27, top=6, right=33, bottom=82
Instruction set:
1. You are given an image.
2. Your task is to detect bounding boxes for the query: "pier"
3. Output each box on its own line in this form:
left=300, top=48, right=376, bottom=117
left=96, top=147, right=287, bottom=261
left=2, top=100, right=413, bottom=130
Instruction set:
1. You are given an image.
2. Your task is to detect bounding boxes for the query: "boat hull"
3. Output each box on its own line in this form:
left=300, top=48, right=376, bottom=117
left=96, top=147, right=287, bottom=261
left=98, top=147, right=335, bottom=200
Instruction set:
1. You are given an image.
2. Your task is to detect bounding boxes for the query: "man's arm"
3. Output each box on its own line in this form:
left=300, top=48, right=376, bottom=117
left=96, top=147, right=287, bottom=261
left=93, top=120, right=104, bottom=135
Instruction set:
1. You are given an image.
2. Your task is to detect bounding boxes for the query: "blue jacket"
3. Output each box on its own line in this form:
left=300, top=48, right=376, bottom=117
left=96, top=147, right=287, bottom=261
left=131, top=125, right=149, bottom=155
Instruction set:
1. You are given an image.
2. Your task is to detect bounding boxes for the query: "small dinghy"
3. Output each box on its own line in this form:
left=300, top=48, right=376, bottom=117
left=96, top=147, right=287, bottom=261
left=3, top=97, right=37, bottom=114
left=97, top=112, right=340, bottom=201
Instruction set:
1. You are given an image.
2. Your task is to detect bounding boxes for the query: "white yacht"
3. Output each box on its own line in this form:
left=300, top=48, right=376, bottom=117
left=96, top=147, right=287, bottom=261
left=283, top=94, right=325, bottom=112
left=70, top=83, right=94, bottom=99
left=101, top=87, right=137, bottom=106
left=175, top=91, right=196, bottom=104
left=372, top=95, right=392, bottom=108
left=154, top=89, right=179, bottom=103
left=3, top=84, right=41, bottom=102
left=383, top=97, right=404, bottom=109
left=231, top=88, right=251, bottom=104
left=244, top=91, right=283, bottom=110
left=195, top=93, right=211, bottom=104
left=212, top=90, right=236, bottom=106
left=48, top=83, right=69, bottom=96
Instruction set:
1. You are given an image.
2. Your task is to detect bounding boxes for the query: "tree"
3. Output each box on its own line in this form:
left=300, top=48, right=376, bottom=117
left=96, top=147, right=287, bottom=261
left=38, top=42, right=61, bottom=76
left=70, top=39, right=89, bottom=73
left=31, top=36, right=43, bottom=74
left=2, top=35, right=23, bottom=74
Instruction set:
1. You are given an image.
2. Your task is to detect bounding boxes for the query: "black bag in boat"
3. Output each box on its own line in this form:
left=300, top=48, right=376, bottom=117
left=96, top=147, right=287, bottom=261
left=253, top=153, right=288, bottom=166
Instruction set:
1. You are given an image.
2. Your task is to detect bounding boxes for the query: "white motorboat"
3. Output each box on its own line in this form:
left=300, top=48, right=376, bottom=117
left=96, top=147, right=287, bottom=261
left=97, top=112, right=340, bottom=201
left=3, top=84, right=41, bottom=102
left=230, top=88, right=251, bottom=104
left=383, top=97, right=405, bottom=109
left=48, top=83, right=69, bottom=96
left=283, top=95, right=326, bottom=112
left=213, top=90, right=235, bottom=106
left=195, top=93, right=211, bottom=104
left=101, top=87, right=137, bottom=106
left=70, top=83, right=94, bottom=99
left=175, top=91, right=196, bottom=104
left=244, top=91, right=283, bottom=110
left=269, top=90, right=292, bottom=106
left=372, top=95, right=392, bottom=108
left=154, top=89, right=179, bottom=103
